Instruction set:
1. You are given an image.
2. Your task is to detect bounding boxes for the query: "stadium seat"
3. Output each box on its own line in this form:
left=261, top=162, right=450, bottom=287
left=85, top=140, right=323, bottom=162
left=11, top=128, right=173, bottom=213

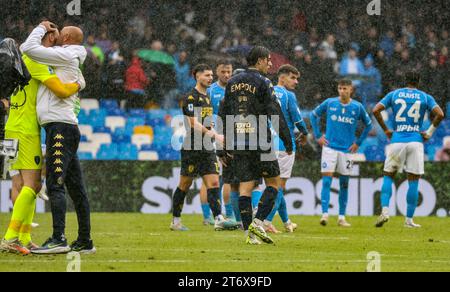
left=90, top=108, right=108, bottom=119
left=128, top=109, right=147, bottom=118
left=89, top=115, right=106, bottom=128
left=447, top=103, right=450, bottom=117
left=168, top=109, right=183, bottom=117
left=118, top=144, right=139, bottom=160
left=138, top=151, right=159, bottom=161
left=140, top=144, right=154, bottom=152
left=127, top=117, right=146, bottom=128
left=91, top=133, right=112, bottom=150
left=81, top=98, right=99, bottom=113
left=132, top=134, right=152, bottom=149
left=105, top=116, right=126, bottom=132
left=80, top=135, right=88, bottom=142
left=147, top=117, right=166, bottom=128
left=78, top=152, right=94, bottom=160
left=112, top=133, right=131, bottom=144
left=78, top=142, right=98, bottom=158
left=93, top=126, right=111, bottom=134
left=78, top=125, right=94, bottom=141
left=148, top=109, right=168, bottom=119
left=134, top=125, right=154, bottom=137
left=100, top=99, right=119, bottom=110
left=106, top=108, right=125, bottom=116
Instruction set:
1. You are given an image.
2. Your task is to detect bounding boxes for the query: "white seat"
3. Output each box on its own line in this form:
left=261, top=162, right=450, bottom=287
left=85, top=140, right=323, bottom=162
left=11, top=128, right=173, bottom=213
left=105, top=116, right=126, bottom=132
left=81, top=98, right=99, bottom=113
left=138, top=151, right=159, bottom=161
left=132, top=134, right=152, bottom=150
left=91, top=133, right=112, bottom=150
left=78, top=125, right=93, bottom=141
left=78, top=142, right=98, bottom=158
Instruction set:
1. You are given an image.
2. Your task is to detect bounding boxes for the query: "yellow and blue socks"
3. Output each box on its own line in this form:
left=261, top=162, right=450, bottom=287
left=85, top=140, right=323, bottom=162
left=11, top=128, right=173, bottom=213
left=339, top=176, right=349, bottom=217
left=321, top=176, right=332, bottom=214
left=4, top=186, right=36, bottom=246
left=407, top=180, right=419, bottom=219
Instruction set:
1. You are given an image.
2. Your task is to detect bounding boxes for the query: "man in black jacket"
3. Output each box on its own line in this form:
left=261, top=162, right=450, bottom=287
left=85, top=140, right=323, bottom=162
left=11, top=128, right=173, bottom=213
left=218, top=46, right=293, bottom=245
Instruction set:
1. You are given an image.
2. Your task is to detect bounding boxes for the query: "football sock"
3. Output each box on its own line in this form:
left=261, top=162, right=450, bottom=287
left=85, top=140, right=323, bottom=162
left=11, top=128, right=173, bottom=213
left=321, top=176, right=332, bottom=214
left=239, top=196, right=253, bottom=231
left=255, top=186, right=278, bottom=221
left=251, top=189, right=263, bottom=209
left=230, top=191, right=241, bottom=222
left=339, top=176, right=350, bottom=216
left=172, top=188, right=187, bottom=218
left=5, top=186, right=36, bottom=242
left=406, top=180, right=419, bottom=219
left=207, top=188, right=222, bottom=218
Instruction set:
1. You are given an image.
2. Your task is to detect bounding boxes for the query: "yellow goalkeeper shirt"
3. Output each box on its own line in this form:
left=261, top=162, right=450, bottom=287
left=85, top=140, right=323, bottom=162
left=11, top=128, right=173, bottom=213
left=5, top=55, right=56, bottom=135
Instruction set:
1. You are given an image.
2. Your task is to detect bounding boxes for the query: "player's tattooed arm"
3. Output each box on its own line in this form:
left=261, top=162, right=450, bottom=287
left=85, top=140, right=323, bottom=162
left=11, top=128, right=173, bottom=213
left=373, top=103, right=393, bottom=140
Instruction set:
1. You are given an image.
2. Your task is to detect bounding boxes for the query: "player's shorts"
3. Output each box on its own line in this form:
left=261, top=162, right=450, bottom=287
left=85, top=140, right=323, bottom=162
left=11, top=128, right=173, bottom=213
left=277, top=151, right=295, bottom=179
left=222, top=157, right=240, bottom=185
left=321, top=146, right=353, bottom=176
left=180, top=150, right=219, bottom=177
left=384, top=142, right=424, bottom=175
left=5, top=130, right=43, bottom=171
left=232, top=151, right=280, bottom=183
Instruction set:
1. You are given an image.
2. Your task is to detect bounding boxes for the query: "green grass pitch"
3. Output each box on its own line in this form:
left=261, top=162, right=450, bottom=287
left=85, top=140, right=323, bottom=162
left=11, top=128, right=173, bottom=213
left=1, top=213, right=449, bottom=272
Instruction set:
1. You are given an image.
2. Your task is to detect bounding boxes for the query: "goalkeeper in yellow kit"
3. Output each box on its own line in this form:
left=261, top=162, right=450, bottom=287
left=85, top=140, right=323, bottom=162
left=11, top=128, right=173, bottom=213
left=0, top=23, right=83, bottom=255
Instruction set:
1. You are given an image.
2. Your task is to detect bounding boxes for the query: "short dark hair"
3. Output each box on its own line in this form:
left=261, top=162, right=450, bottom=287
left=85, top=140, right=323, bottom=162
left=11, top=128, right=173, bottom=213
left=192, top=64, right=212, bottom=79
left=246, top=46, right=270, bottom=67
left=215, top=59, right=232, bottom=69
left=405, top=71, right=421, bottom=87
left=338, top=78, right=353, bottom=86
left=278, top=64, right=300, bottom=77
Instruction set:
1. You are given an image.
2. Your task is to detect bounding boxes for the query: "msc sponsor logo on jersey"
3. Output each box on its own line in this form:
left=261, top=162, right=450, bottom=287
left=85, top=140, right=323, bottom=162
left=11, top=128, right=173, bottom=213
left=213, top=94, right=222, bottom=99
left=396, top=125, right=420, bottom=132
left=331, top=115, right=355, bottom=124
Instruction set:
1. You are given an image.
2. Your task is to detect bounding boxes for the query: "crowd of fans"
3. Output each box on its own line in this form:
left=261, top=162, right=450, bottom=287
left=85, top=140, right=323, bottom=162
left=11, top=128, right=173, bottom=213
left=0, top=0, right=449, bottom=160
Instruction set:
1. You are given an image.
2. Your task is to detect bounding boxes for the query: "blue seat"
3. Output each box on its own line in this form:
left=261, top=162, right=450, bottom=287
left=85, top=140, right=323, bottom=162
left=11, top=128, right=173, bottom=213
left=364, top=145, right=385, bottom=161
left=93, top=126, right=111, bottom=134
left=147, top=117, right=166, bottom=128
left=168, top=109, right=183, bottom=117
left=96, top=144, right=119, bottom=160
left=128, top=109, right=147, bottom=118
left=80, top=135, right=89, bottom=142
left=90, top=108, right=107, bottom=119
left=100, top=99, right=119, bottom=110
left=89, top=115, right=106, bottom=128
left=107, top=108, right=125, bottom=116
left=118, top=144, right=138, bottom=160
left=127, top=117, right=146, bottom=127
left=112, top=134, right=131, bottom=144
left=446, top=103, right=450, bottom=117
left=78, top=152, right=93, bottom=160
left=114, top=127, right=127, bottom=136
left=148, top=109, right=168, bottom=119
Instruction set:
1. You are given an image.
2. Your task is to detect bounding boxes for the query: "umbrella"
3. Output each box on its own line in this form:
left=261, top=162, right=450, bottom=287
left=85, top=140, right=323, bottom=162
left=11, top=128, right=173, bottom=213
left=137, top=49, right=175, bottom=66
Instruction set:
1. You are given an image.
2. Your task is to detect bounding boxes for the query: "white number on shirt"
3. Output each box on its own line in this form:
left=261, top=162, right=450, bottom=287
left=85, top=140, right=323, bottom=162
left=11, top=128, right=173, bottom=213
left=395, top=99, right=421, bottom=123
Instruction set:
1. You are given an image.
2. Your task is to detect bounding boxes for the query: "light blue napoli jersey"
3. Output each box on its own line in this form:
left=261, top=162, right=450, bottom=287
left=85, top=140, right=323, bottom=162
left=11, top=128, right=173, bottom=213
left=312, top=97, right=372, bottom=152
left=380, top=88, right=438, bottom=143
left=273, top=86, right=305, bottom=151
left=207, top=82, right=226, bottom=115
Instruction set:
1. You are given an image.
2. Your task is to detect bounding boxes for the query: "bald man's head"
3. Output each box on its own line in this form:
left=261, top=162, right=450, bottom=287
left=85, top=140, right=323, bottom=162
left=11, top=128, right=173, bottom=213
left=57, top=26, right=84, bottom=46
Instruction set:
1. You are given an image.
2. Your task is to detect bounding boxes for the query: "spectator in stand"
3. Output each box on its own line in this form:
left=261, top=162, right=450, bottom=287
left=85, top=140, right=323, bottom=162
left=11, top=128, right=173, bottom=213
left=105, top=41, right=126, bottom=100
left=361, top=54, right=382, bottom=109
left=435, top=140, right=450, bottom=162
left=96, top=31, right=113, bottom=56
left=85, top=35, right=105, bottom=64
left=339, top=43, right=365, bottom=91
left=379, top=30, right=396, bottom=59
left=422, top=58, right=446, bottom=104
left=174, top=51, right=195, bottom=96
left=125, top=53, right=150, bottom=110
left=321, top=34, right=338, bottom=60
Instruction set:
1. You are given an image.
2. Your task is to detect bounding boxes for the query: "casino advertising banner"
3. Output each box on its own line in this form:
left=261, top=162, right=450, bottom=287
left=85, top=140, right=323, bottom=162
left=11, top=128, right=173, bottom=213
left=1, top=161, right=449, bottom=217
